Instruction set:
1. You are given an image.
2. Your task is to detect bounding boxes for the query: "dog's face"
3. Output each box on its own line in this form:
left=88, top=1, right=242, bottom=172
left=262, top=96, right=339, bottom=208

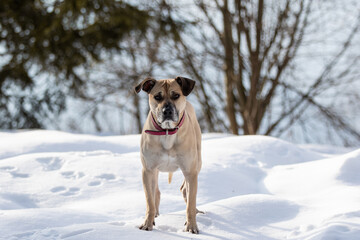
left=135, top=77, right=195, bottom=129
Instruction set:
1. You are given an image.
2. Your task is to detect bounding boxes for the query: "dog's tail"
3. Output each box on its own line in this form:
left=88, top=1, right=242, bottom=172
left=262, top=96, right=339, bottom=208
left=168, top=172, right=173, bottom=184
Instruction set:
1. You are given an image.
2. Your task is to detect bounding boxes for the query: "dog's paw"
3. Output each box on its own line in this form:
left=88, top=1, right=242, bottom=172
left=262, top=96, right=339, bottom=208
left=196, top=208, right=205, bottom=214
left=184, top=221, right=199, bottom=234
left=139, top=220, right=155, bottom=231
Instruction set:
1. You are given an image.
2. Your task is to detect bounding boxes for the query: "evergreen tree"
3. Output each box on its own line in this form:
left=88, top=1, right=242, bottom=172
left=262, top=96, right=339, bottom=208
left=0, top=0, right=151, bottom=128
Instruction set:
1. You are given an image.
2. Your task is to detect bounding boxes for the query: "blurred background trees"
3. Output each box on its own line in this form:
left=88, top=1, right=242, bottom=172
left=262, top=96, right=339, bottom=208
left=0, top=0, right=178, bottom=128
left=0, top=0, right=359, bottom=146
left=173, top=0, right=360, bottom=145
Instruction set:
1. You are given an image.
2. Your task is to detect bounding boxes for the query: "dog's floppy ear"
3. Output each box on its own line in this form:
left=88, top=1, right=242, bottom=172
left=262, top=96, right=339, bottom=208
left=135, top=77, right=156, bottom=94
left=175, top=76, right=195, bottom=96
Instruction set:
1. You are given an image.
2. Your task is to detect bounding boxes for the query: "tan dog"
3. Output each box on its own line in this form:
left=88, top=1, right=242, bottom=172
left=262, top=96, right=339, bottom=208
left=135, top=76, right=202, bottom=234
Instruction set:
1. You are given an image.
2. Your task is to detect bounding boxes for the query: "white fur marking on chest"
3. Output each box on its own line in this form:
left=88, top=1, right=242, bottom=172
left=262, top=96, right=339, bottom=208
left=158, top=151, right=178, bottom=172
left=160, top=134, right=177, bottom=150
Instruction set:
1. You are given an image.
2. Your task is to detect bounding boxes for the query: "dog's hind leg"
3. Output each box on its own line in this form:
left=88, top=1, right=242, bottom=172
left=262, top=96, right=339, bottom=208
left=180, top=179, right=187, bottom=203
left=180, top=179, right=204, bottom=214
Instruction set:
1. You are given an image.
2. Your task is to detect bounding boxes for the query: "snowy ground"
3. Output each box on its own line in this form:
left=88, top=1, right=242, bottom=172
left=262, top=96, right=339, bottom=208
left=0, top=130, right=359, bottom=240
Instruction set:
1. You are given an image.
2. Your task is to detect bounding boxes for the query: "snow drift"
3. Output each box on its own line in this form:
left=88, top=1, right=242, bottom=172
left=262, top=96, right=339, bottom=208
left=0, top=130, right=359, bottom=239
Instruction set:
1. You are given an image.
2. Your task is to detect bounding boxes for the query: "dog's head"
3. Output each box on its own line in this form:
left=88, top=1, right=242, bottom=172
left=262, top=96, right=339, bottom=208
left=135, top=77, right=195, bottom=129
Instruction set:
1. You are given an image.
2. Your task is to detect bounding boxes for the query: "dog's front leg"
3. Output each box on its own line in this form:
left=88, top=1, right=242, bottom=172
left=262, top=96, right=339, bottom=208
left=184, top=172, right=199, bottom=234
left=139, top=168, right=157, bottom=231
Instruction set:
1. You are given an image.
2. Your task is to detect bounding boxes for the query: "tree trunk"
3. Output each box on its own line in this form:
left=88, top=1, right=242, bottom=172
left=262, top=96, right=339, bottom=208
left=222, top=0, right=238, bottom=135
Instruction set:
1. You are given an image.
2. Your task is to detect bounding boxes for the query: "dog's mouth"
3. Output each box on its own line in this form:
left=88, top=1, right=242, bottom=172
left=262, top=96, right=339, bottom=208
left=158, top=116, right=179, bottom=129
left=160, top=120, right=176, bottom=129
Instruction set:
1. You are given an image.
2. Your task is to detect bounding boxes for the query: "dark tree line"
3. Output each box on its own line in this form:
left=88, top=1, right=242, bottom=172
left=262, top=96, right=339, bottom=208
left=0, top=0, right=179, bottom=128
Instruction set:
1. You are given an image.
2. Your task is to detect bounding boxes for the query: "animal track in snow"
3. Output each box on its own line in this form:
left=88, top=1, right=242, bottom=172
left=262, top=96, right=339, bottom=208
left=88, top=180, right=102, bottom=187
left=36, top=157, right=64, bottom=171
left=10, top=172, right=30, bottom=178
left=0, top=166, right=30, bottom=178
left=96, top=173, right=116, bottom=181
left=87, top=173, right=121, bottom=187
left=0, top=166, right=16, bottom=171
left=50, top=186, right=80, bottom=196
left=61, top=171, right=85, bottom=179
left=50, top=186, right=67, bottom=193
left=61, top=187, right=81, bottom=196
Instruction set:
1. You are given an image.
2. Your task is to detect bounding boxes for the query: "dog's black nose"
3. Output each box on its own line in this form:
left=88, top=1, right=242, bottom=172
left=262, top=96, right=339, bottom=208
left=163, top=104, right=173, bottom=119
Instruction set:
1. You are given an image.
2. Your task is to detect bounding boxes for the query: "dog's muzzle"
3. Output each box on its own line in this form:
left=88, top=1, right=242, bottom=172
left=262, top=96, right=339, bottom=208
left=162, top=103, right=174, bottom=121
left=159, top=103, right=177, bottom=122
left=156, top=103, right=178, bottom=129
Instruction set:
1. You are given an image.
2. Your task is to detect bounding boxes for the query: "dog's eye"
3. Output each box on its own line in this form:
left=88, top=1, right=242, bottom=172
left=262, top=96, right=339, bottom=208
left=172, top=93, right=180, bottom=100
left=154, top=95, right=163, bottom=101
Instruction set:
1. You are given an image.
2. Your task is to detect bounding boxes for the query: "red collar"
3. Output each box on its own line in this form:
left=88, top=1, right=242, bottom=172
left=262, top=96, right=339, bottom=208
left=145, top=113, right=185, bottom=136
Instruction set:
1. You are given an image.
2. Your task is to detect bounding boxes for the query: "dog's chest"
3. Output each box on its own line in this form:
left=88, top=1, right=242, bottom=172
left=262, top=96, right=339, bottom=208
left=142, top=134, right=182, bottom=172
left=157, top=151, right=178, bottom=172
left=156, top=135, right=179, bottom=172
left=159, top=134, right=177, bottom=150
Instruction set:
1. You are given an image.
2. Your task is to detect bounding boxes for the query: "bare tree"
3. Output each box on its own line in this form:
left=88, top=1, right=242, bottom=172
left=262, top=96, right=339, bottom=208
left=172, top=0, right=360, bottom=145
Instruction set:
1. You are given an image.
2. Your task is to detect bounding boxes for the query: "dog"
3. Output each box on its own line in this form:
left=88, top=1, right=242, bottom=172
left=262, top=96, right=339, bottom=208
left=135, top=76, right=202, bottom=234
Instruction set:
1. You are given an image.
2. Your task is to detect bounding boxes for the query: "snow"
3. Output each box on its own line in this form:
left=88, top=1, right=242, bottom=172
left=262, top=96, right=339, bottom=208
left=0, top=130, right=359, bottom=240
